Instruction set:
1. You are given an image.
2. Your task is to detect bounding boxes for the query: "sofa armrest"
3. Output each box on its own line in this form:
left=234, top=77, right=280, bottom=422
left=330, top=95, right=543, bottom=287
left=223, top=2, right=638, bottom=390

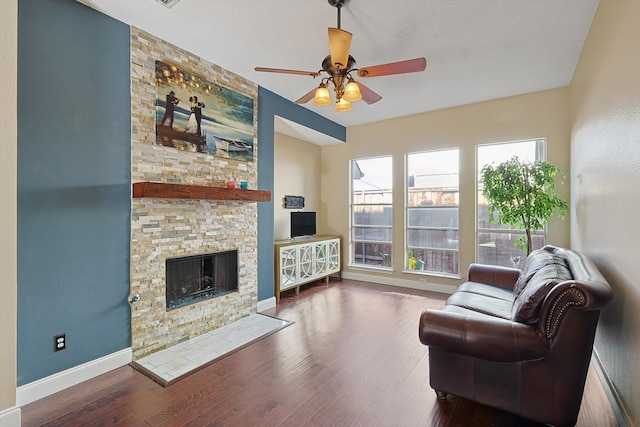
left=419, top=309, right=548, bottom=362
left=467, top=263, right=521, bottom=290
left=538, top=279, right=614, bottom=338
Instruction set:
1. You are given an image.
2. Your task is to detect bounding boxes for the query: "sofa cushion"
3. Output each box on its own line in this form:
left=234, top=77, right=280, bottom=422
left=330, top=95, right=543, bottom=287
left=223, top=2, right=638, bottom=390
left=511, top=258, right=573, bottom=324
left=513, top=249, right=556, bottom=298
left=446, top=291, right=513, bottom=320
left=457, top=282, right=515, bottom=302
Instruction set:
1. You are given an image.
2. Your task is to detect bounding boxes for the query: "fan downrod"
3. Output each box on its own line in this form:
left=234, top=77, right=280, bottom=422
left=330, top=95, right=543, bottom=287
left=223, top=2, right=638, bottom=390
left=328, top=0, right=349, bottom=28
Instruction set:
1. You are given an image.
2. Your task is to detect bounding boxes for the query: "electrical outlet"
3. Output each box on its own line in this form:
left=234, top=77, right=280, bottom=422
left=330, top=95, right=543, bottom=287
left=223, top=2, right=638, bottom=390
left=418, top=278, right=427, bottom=285
left=54, top=334, right=66, bottom=352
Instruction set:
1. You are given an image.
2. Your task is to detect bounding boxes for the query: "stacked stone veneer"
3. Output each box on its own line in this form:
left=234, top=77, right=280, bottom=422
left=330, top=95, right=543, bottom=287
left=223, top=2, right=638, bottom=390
left=130, top=28, right=259, bottom=359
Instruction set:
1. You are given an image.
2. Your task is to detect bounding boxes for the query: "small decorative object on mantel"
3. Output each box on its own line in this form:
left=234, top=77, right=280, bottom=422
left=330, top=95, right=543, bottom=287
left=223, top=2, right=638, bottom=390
left=284, top=195, right=305, bottom=209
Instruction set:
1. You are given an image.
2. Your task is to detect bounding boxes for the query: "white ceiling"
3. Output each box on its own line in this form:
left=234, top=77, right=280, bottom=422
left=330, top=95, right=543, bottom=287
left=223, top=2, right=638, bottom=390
left=78, top=0, right=598, bottom=133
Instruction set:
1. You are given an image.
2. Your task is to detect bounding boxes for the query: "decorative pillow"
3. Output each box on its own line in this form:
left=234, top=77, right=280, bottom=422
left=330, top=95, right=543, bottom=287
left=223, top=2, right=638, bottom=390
left=511, top=258, right=572, bottom=324
left=513, top=249, right=555, bottom=299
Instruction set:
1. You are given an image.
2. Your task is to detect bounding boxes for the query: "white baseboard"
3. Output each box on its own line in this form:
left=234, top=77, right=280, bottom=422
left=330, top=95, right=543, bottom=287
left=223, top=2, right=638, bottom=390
left=0, top=406, right=20, bottom=427
left=592, top=351, right=630, bottom=427
left=257, top=296, right=276, bottom=312
left=341, top=271, right=457, bottom=295
left=16, top=347, right=132, bottom=407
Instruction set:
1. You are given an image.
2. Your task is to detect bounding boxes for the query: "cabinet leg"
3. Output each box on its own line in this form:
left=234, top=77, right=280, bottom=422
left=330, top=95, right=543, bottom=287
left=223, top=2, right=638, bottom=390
left=325, top=276, right=329, bottom=286
left=295, top=286, right=300, bottom=296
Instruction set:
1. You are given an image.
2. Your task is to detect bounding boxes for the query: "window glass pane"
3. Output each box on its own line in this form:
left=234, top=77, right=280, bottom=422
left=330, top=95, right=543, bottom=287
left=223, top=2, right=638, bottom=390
left=477, top=139, right=546, bottom=267
left=410, top=249, right=459, bottom=275
left=352, top=205, right=393, bottom=226
left=351, top=156, right=392, bottom=269
left=407, top=149, right=459, bottom=276
left=352, top=242, right=393, bottom=268
left=407, top=207, right=458, bottom=227
left=478, top=232, right=545, bottom=268
left=353, top=227, right=393, bottom=242
left=407, top=229, right=459, bottom=249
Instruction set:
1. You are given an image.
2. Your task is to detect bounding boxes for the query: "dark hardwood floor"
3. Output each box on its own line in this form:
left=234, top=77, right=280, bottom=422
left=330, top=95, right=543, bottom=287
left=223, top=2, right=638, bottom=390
left=21, top=279, right=617, bottom=427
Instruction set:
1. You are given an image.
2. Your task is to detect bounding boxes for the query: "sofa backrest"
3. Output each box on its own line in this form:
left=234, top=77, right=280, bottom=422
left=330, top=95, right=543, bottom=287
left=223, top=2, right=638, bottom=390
left=511, top=250, right=573, bottom=323
left=511, top=245, right=613, bottom=338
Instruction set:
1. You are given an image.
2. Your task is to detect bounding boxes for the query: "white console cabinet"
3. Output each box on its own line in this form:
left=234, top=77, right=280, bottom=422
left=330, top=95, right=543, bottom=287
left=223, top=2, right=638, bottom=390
left=274, top=235, right=341, bottom=303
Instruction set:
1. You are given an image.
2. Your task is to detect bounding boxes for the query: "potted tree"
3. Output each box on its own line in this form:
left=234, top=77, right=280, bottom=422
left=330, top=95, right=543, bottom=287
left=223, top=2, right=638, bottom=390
left=480, top=156, right=568, bottom=255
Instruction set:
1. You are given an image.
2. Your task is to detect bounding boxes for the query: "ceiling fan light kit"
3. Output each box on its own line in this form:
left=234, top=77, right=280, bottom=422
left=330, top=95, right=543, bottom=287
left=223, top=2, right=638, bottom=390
left=335, top=98, right=352, bottom=112
left=255, top=0, right=427, bottom=112
left=313, top=84, right=332, bottom=106
left=343, top=77, right=362, bottom=102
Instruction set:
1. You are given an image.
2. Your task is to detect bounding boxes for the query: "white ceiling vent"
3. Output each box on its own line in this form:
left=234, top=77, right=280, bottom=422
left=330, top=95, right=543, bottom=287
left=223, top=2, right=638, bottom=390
left=156, top=0, right=181, bottom=8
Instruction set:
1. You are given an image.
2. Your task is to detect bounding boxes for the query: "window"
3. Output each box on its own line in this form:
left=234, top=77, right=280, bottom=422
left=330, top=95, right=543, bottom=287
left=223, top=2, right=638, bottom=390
left=477, top=139, right=545, bottom=268
left=406, top=149, right=459, bottom=276
left=350, top=157, right=393, bottom=269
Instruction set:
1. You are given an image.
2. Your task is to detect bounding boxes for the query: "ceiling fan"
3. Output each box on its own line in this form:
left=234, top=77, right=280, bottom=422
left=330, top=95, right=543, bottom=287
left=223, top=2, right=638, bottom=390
left=254, top=0, right=427, bottom=112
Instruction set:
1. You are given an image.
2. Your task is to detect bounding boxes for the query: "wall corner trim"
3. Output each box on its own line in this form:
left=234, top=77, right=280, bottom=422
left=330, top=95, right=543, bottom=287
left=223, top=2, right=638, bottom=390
left=16, top=348, right=132, bottom=407
left=0, top=406, right=21, bottom=427
left=257, top=297, right=276, bottom=312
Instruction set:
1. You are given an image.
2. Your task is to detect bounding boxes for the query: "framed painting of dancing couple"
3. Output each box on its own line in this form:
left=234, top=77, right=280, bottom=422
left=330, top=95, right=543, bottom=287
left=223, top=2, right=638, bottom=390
left=154, top=60, right=255, bottom=162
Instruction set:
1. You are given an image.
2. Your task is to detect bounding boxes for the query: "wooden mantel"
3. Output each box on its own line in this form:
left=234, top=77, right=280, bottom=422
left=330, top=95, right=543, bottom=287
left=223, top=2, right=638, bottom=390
left=132, top=182, right=271, bottom=202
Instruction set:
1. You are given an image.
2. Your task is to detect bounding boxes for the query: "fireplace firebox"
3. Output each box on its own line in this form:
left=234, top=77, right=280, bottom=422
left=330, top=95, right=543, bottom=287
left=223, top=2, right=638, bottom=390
left=166, top=250, right=238, bottom=310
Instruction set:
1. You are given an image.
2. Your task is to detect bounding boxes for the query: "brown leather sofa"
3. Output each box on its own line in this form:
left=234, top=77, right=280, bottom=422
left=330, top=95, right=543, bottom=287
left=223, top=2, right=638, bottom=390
left=419, top=245, right=613, bottom=427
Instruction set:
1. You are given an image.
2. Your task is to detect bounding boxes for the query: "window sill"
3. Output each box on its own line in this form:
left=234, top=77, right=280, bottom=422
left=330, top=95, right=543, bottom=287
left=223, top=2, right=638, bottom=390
left=403, top=269, right=461, bottom=280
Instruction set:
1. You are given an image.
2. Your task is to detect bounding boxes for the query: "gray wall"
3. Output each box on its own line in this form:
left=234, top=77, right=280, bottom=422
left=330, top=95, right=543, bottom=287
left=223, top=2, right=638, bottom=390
left=17, top=0, right=131, bottom=385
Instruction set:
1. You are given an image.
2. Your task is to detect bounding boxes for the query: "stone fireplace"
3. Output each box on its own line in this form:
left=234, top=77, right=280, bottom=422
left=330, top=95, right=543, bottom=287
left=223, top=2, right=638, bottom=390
left=129, top=28, right=260, bottom=360
left=166, top=250, right=238, bottom=311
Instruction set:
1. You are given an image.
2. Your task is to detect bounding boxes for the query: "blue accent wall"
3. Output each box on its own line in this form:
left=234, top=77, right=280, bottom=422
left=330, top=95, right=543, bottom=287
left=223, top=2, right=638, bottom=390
left=17, top=0, right=131, bottom=385
left=256, top=88, right=345, bottom=301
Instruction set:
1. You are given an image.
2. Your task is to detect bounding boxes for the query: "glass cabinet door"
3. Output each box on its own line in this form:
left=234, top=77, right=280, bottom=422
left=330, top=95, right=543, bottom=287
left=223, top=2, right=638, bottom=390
left=280, top=246, right=298, bottom=288
left=299, top=244, right=314, bottom=281
left=328, top=239, right=340, bottom=272
left=314, top=242, right=327, bottom=275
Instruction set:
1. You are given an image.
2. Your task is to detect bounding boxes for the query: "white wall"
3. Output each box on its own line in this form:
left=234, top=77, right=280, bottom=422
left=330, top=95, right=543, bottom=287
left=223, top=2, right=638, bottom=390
left=274, top=132, right=321, bottom=241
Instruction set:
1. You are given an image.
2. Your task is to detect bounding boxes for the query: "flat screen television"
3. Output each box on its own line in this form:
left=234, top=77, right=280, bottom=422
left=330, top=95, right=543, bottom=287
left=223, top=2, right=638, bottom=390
left=290, top=211, right=316, bottom=238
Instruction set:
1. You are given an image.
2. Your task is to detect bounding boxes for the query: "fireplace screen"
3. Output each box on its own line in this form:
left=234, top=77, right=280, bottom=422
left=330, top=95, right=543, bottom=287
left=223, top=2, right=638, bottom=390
left=166, top=250, right=238, bottom=310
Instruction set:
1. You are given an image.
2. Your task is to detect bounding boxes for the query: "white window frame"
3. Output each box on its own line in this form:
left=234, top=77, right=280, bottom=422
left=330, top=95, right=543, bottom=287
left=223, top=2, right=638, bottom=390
left=476, top=139, right=546, bottom=268
left=349, top=156, right=393, bottom=270
left=405, top=148, right=460, bottom=277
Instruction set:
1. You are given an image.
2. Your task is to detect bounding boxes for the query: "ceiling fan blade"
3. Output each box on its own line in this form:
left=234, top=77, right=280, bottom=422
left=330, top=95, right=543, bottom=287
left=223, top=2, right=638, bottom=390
left=295, top=88, right=318, bottom=104
left=356, top=82, right=383, bottom=104
left=255, top=67, right=320, bottom=78
left=356, top=57, right=427, bottom=78
left=328, top=27, right=352, bottom=69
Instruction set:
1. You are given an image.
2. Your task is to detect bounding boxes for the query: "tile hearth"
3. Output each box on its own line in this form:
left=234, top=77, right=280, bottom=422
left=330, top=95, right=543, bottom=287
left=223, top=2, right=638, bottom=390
left=131, top=314, right=291, bottom=386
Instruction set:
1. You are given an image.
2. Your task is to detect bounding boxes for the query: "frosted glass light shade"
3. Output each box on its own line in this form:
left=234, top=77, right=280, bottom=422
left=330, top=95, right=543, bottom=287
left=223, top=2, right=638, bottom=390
left=335, top=98, right=352, bottom=112
left=313, top=86, right=332, bottom=106
left=343, top=80, right=362, bottom=102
